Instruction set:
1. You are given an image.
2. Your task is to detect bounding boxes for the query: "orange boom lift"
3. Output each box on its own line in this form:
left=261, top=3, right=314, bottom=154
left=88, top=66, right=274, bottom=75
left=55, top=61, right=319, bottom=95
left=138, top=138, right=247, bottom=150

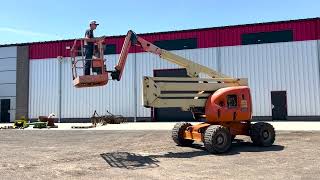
left=70, top=30, right=275, bottom=153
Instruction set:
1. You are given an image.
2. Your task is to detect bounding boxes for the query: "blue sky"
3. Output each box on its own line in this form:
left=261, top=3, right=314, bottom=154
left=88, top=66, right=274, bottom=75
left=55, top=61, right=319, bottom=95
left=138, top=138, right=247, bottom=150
left=0, top=0, right=319, bottom=44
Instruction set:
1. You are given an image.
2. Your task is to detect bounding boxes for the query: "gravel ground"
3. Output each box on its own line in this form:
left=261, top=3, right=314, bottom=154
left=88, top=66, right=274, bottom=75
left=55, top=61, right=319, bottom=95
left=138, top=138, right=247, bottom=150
left=0, top=130, right=319, bottom=180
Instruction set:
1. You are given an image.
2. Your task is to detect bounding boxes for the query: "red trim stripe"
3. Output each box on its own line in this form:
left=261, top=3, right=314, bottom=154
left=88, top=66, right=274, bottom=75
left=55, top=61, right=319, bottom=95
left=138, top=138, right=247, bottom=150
left=29, top=18, right=320, bottom=60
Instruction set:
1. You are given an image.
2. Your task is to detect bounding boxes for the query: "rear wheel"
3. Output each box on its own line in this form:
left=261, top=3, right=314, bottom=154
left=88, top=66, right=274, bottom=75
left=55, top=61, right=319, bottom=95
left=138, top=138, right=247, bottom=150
left=172, top=122, right=194, bottom=146
left=250, top=122, right=275, bottom=146
left=204, top=125, right=232, bottom=154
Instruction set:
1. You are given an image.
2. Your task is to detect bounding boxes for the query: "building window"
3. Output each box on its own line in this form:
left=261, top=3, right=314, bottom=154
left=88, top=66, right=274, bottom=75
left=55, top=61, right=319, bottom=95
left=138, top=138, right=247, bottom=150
left=154, top=38, right=197, bottom=50
left=241, top=30, right=293, bottom=45
left=227, top=95, right=238, bottom=109
left=104, top=44, right=116, bottom=55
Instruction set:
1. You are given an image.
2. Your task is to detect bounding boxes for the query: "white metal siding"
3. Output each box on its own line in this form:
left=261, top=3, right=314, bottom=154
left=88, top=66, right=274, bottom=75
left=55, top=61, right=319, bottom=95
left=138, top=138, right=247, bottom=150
left=0, top=47, right=16, bottom=58
left=0, top=84, right=16, bottom=97
left=28, top=59, right=59, bottom=118
left=0, top=71, right=16, bottom=84
left=28, top=40, right=320, bottom=119
left=0, top=58, right=16, bottom=71
left=60, top=54, right=135, bottom=118
left=221, top=40, right=320, bottom=116
left=29, top=48, right=217, bottom=119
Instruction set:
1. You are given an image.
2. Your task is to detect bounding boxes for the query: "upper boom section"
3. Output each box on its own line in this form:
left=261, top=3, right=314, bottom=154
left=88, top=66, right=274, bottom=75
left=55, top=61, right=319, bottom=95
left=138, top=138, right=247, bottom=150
left=111, top=30, right=229, bottom=81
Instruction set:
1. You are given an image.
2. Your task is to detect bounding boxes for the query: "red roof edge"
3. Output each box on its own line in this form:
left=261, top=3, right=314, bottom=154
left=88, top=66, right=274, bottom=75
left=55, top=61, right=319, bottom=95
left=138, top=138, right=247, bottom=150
left=26, top=17, right=320, bottom=60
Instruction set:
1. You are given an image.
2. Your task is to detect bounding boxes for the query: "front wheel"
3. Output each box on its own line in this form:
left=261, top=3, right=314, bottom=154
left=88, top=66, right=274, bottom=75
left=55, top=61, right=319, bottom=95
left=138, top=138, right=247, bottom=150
left=250, top=122, right=275, bottom=146
left=204, top=125, right=232, bottom=154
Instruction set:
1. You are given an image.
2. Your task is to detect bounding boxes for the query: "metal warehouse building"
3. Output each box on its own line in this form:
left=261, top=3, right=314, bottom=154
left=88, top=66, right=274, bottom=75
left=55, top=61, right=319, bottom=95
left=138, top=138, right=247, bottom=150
left=0, top=18, right=320, bottom=122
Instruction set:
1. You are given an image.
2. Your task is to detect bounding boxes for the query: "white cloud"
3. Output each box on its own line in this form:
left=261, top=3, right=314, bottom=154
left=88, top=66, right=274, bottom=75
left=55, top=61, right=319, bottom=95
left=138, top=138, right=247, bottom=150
left=0, top=27, right=62, bottom=39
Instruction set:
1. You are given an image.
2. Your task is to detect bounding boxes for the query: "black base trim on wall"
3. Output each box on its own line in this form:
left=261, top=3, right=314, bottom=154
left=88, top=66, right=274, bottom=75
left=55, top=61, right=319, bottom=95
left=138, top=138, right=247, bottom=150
left=28, top=116, right=320, bottom=123
left=29, top=117, right=153, bottom=123
left=253, top=116, right=320, bottom=121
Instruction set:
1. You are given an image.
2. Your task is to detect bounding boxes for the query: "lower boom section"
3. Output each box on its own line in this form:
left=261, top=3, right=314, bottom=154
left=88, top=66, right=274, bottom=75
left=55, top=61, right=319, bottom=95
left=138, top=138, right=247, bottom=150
left=143, top=76, right=248, bottom=111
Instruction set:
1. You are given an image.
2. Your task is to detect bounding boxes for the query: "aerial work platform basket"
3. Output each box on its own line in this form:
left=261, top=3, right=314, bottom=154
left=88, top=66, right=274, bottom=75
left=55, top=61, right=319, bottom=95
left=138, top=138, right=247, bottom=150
left=70, top=38, right=109, bottom=88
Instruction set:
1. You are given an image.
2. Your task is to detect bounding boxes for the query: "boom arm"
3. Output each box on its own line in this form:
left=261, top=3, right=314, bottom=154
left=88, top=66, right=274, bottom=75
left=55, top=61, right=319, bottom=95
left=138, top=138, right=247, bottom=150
left=111, top=30, right=229, bottom=81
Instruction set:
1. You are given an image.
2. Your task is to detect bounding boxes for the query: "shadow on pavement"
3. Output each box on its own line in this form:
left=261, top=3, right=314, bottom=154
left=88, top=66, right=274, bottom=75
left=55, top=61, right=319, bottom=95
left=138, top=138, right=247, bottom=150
left=177, top=139, right=285, bottom=156
left=222, top=139, right=285, bottom=155
left=100, top=152, right=159, bottom=170
left=100, top=140, right=285, bottom=169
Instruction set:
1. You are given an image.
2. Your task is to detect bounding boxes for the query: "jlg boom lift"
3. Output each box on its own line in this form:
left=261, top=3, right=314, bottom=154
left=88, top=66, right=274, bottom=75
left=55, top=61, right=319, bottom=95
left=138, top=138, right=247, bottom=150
left=70, top=30, right=275, bottom=153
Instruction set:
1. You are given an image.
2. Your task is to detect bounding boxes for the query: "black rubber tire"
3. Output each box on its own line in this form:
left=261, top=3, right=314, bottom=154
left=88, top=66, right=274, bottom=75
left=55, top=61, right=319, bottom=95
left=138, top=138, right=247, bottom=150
left=204, top=125, right=232, bottom=154
left=172, top=122, right=194, bottom=146
left=250, top=122, right=275, bottom=146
